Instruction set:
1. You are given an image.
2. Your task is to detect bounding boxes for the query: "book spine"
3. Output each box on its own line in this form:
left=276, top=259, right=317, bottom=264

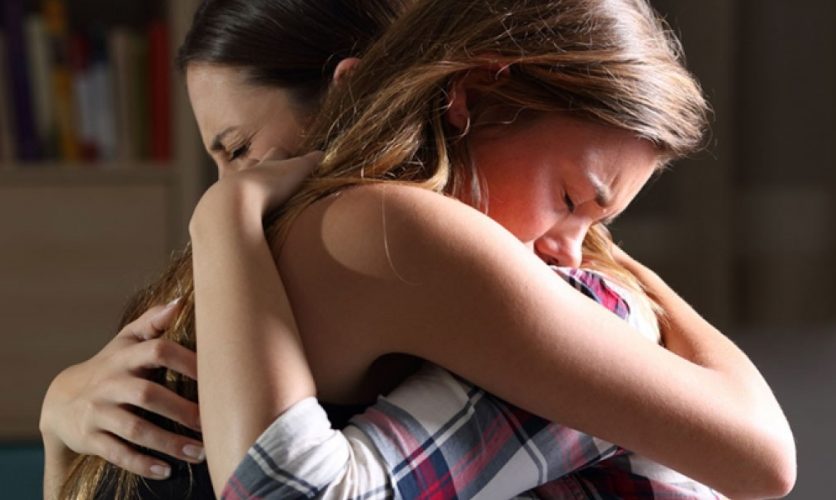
left=90, top=32, right=116, bottom=161
left=148, top=20, right=171, bottom=162
left=69, top=33, right=98, bottom=161
left=2, top=0, right=40, bottom=161
left=0, top=32, right=16, bottom=165
left=25, top=14, right=56, bottom=159
left=132, top=33, right=149, bottom=160
left=108, top=29, right=133, bottom=162
left=43, top=0, right=78, bottom=162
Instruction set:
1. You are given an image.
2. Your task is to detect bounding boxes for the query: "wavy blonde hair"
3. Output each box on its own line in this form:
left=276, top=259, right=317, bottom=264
left=273, top=0, right=708, bottom=312
left=61, top=0, right=706, bottom=497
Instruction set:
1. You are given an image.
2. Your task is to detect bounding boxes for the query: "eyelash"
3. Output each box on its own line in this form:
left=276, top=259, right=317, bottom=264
left=563, top=192, right=576, bottom=214
left=229, top=142, right=251, bottom=161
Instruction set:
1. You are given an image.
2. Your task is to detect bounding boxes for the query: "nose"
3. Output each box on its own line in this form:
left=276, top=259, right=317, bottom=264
left=534, top=225, right=586, bottom=268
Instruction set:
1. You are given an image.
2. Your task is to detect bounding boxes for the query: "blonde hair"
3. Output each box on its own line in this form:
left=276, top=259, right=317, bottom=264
left=272, top=0, right=708, bottom=310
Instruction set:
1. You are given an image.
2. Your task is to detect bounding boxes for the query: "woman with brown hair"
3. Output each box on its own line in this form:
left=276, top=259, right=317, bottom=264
left=39, top=0, right=414, bottom=497
left=188, top=0, right=796, bottom=498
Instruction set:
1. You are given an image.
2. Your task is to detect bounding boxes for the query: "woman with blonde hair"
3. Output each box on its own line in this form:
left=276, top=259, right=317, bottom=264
left=188, top=0, right=796, bottom=498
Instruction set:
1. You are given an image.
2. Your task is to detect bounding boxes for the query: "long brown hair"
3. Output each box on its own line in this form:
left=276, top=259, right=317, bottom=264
left=59, top=0, right=409, bottom=497
left=274, top=0, right=708, bottom=306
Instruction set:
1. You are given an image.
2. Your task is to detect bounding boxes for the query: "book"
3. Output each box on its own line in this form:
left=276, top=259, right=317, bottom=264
left=69, top=33, right=98, bottom=161
left=89, top=32, right=116, bottom=161
left=2, top=0, right=40, bottom=161
left=109, top=28, right=141, bottom=162
left=132, top=32, right=150, bottom=160
left=25, top=14, right=56, bottom=159
left=0, top=32, right=16, bottom=165
left=43, top=0, right=78, bottom=161
left=148, top=20, right=171, bottom=162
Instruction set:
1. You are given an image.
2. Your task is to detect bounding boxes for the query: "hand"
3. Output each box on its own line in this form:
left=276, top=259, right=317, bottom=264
left=222, top=149, right=323, bottom=212
left=40, top=300, right=204, bottom=480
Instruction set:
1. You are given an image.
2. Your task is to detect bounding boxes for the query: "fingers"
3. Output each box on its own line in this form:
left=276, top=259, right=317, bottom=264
left=127, top=337, right=198, bottom=381
left=148, top=298, right=183, bottom=333
left=115, top=375, right=201, bottom=432
left=118, top=298, right=183, bottom=342
left=99, top=405, right=205, bottom=467
left=90, top=432, right=174, bottom=480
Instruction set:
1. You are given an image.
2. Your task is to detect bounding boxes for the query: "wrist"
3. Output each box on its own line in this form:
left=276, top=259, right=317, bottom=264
left=39, top=415, right=77, bottom=469
left=190, top=180, right=266, bottom=240
left=40, top=382, right=74, bottom=461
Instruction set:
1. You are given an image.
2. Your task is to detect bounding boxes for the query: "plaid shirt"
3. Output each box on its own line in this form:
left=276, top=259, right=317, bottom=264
left=223, top=270, right=719, bottom=499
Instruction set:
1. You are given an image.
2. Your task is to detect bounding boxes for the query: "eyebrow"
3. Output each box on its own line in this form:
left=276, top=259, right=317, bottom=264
left=210, top=127, right=237, bottom=152
left=586, top=172, right=614, bottom=208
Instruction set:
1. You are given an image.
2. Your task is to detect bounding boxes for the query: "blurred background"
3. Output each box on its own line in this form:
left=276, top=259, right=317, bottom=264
left=0, top=0, right=832, bottom=498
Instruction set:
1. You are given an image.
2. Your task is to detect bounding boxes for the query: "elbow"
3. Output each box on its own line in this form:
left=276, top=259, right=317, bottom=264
left=723, top=430, right=797, bottom=499
left=757, top=419, right=797, bottom=498
left=762, top=439, right=797, bottom=499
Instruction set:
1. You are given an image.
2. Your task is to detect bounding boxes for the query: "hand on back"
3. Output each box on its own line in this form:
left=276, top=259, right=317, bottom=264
left=40, top=300, right=204, bottom=480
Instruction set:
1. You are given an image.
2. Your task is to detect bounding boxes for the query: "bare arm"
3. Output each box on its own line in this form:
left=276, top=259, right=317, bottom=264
left=191, top=181, right=795, bottom=498
left=190, top=155, right=320, bottom=494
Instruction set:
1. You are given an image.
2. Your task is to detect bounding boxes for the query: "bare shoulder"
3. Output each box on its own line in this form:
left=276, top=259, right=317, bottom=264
left=273, top=183, right=559, bottom=401
left=280, top=183, right=530, bottom=284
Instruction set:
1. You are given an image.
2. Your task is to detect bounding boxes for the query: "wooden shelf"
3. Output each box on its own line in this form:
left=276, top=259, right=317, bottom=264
left=0, top=0, right=204, bottom=441
left=0, top=163, right=176, bottom=185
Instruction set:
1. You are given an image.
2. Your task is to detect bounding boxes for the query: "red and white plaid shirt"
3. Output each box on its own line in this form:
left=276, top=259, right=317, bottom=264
left=223, top=269, right=720, bottom=499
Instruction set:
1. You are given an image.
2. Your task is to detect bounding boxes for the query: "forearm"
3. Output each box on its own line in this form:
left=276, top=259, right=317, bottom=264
left=191, top=186, right=315, bottom=493
left=621, top=256, right=796, bottom=497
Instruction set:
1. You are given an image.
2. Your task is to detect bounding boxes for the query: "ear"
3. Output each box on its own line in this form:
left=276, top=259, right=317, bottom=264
left=446, top=74, right=472, bottom=132
left=332, top=57, right=361, bottom=86
left=445, top=64, right=511, bottom=132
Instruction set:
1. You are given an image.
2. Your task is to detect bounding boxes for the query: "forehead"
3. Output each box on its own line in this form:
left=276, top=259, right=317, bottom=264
left=186, top=64, right=298, bottom=149
left=562, top=117, right=660, bottom=205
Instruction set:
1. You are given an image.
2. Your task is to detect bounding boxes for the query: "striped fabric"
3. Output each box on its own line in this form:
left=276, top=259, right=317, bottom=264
left=223, top=269, right=720, bottom=499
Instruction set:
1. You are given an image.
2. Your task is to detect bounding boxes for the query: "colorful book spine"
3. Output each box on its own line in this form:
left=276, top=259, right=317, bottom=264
left=0, top=2, right=174, bottom=168
left=43, top=0, right=79, bottom=162
left=2, top=0, right=40, bottom=161
left=148, top=20, right=171, bottom=162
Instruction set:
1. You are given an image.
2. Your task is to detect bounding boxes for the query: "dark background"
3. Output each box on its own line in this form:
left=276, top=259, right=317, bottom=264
left=628, top=2, right=835, bottom=497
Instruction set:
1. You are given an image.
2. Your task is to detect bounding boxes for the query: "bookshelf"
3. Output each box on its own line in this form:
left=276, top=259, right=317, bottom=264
left=0, top=0, right=207, bottom=439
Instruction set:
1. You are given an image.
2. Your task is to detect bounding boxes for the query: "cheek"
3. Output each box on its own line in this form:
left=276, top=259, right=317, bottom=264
left=479, top=169, right=557, bottom=238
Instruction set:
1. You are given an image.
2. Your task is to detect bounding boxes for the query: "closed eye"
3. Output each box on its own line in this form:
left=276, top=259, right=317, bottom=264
left=563, top=193, right=576, bottom=214
left=229, top=142, right=251, bottom=161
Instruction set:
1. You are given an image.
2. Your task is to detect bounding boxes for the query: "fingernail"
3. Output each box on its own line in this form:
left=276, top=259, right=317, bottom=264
left=150, top=464, right=171, bottom=479
left=183, top=444, right=205, bottom=462
left=150, top=298, right=181, bottom=322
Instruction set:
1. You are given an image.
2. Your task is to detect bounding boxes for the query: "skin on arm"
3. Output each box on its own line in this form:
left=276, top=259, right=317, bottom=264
left=39, top=301, right=204, bottom=499
left=190, top=155, right=320, bottom=493
left=192, top=181, right=793, bottom=499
